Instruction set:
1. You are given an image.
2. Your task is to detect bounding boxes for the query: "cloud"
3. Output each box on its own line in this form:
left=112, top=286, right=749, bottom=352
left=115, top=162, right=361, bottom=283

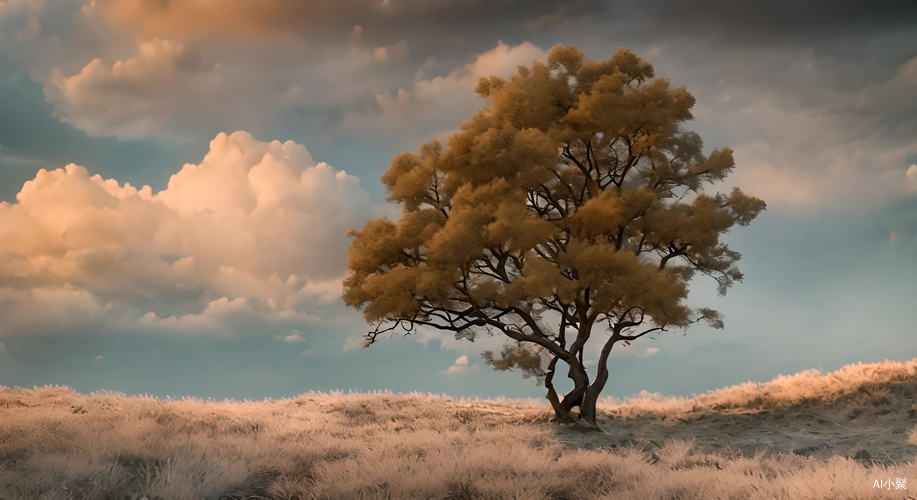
left=641, top=347, right=661, bottom=358
left=94, top=354, right=103, bottom=361
left=372, top=40, right=409, bottom=63
left=442, top=354, right=479, bottom=375
left=342, top=334, right=368, bottom=351
left=727, top=142, right=819, bottom=206
left=0, top=130, right=377, bottom=337
left=33, top=28, right=424, bottom=142
left=275, top=331, right=307, bottom=343
left=907, top=164, right=917, bottom=193
left=137, top=297, right=266, bottom=337
left=605, top=0, right=917, bottom=46
left=2, top=0, right=604, bottom=146
left=6, top=0, right=912, bottom=212
left=45, top=37, right=221, bottom=139
left=348, top=25, right=362, bottom=41
left=93, top=0, right=391, bottom=40
left=342, top=41, right=546, bottom=139
left=0, top=0, right=45, bottom=39
left=442, top=365, right=478, bottom=375
left=682, top=51, right=917, bottom=208
left=465, top=41, right=546, bottom=81
left=5, top=0, right=595, bottom=143
left=93, top=0, right=600, bottom=42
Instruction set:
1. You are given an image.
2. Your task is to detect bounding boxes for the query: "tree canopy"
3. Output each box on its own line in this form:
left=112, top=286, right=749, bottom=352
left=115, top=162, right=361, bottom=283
left=343, top=45, right=765, bottom=428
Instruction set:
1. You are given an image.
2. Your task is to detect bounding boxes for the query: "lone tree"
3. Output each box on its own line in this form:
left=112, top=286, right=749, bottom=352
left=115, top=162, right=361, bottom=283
left=344, top=45, right=765, bottom=428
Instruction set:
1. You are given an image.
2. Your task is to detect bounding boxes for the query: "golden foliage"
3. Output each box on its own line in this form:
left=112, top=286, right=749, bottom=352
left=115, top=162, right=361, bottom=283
left=345, top=44, right=763, bottom=332
left=344, top=45, right=766, bottom=420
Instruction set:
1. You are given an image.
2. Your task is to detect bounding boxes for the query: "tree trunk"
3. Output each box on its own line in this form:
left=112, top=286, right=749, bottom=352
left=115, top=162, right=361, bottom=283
left=544, top=357, right=576, bottom=423
left=559, top=358, right=590, bottom=413
left=579, top=336, right=618, bottom=430
left=549, top=403, right=576, bottom=423
left=543, top=357, right=584, bottom=423
left=579, top=381, right=605, bottom=429
left=558, top=319, right=594, bottom=414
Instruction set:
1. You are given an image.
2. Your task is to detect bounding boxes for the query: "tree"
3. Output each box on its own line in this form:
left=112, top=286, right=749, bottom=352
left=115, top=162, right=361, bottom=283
left=343, top=45, right=765, bottom=429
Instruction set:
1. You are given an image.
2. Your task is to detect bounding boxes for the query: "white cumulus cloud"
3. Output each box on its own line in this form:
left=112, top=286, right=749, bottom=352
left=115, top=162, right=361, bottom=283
left=0, top=130, right=377, bottom=337
left=442, top=354, right=478, bottom=375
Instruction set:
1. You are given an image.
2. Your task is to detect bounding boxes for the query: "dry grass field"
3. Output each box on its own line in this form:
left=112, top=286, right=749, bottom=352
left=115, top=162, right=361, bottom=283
left=1, top=358, right=915, bottom=499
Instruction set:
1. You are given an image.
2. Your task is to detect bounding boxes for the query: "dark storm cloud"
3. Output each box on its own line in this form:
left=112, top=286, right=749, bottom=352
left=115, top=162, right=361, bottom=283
left=606, top=0, right=917, bottom=45
left=96, top=0, right=916, bottom=51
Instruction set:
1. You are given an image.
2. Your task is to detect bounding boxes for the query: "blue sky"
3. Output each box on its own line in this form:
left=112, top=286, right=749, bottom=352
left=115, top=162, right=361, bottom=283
left=0, top=0, right=914, bottom=400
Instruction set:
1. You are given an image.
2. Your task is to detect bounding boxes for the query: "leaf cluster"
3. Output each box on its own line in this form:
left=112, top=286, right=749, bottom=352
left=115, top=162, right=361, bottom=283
left=344, top=45, right=765, bottom=372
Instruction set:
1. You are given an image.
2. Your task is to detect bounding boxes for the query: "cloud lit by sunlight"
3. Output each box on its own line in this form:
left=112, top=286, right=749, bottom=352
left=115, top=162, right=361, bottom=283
left=0, top=131, right=378, bottom=338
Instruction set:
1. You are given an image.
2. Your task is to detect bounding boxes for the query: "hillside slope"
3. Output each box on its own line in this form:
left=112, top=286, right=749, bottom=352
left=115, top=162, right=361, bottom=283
left=1, top=359, right=915, bottom=499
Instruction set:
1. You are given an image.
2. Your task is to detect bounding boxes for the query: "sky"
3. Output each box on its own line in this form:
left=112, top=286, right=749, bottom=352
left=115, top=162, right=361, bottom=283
left=0, top=0, right=915, bottom=401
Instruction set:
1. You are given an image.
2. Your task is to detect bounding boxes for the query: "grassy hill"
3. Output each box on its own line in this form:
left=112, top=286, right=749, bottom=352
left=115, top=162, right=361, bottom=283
left=1, top=358, right=915, bottom=499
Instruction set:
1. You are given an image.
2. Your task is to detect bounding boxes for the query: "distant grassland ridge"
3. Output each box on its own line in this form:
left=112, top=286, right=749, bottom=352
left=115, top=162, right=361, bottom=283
left=1, top=358, right=915, bottom=499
